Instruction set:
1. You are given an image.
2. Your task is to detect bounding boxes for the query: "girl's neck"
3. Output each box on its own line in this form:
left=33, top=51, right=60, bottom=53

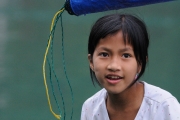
left=106, top=82, right=144, bottom=112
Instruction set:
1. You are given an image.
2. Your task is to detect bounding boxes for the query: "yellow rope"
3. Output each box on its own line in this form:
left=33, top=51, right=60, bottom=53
left=43, top=8, right=65, bottom=120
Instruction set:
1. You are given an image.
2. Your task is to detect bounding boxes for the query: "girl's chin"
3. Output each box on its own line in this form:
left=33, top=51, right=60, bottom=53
left=105, top=87, right=124, bottom=95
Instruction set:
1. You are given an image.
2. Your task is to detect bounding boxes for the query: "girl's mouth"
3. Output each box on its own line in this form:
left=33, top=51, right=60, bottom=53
left=106, top=75, right=123, bottom=84
left=106, top=75, right=123, bottom=80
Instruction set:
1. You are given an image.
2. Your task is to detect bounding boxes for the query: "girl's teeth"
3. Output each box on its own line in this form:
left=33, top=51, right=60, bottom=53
left=107, top=76, right=120, bottom=79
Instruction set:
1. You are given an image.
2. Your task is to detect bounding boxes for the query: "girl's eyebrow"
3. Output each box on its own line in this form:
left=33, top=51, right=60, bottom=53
left=97, top=47, right=111, bottom=52
left=119, top=47, right=133, bottom=52
left=97, top=47, right=133, bottom=53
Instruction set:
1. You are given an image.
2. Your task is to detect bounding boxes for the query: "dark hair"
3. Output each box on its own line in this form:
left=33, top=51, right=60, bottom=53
left=88, top=14, right=149, bottom=86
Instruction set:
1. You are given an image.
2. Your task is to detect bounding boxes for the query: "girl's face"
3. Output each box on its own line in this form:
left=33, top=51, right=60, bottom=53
left=88, top=31, right=141, bottom=94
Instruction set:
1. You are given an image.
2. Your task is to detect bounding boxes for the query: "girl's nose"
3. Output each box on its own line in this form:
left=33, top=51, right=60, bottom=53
left=107, top=57, right=121, bottom=72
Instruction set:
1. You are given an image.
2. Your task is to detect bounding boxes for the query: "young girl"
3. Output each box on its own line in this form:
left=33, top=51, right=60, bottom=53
left=81, top=14, right=180, bottom=120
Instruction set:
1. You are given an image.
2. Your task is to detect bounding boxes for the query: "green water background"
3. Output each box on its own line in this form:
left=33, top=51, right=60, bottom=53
left=0, top=0, right=180, bottom=119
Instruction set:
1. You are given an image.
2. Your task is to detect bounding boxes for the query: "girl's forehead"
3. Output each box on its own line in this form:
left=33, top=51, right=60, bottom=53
left=97, top=31, right=133, bottom=48
left=95, top=37, right=133, bottom=52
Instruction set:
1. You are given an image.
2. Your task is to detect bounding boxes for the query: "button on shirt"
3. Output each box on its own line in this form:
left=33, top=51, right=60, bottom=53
left=81, top=82, right=180, bottom=120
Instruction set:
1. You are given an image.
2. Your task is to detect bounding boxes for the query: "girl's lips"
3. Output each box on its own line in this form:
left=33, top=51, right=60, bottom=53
left=107, top=79, right=121, bottom=84
left=106, top=75, right=122, bottom=80
left=105, top=75, right=123, bottom=84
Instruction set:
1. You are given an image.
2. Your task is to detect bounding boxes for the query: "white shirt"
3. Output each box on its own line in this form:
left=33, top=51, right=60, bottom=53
left=81, top=82, right=180, bottom=120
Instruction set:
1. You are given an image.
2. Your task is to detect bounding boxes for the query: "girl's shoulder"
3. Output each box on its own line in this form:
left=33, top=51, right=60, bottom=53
left=81, top=89, right=110, bottom=119
left=137, top=82, right=180, bottom=119
left=142, top=81, right=176, bottom=103
left=83, top=88, right=107, bottom=106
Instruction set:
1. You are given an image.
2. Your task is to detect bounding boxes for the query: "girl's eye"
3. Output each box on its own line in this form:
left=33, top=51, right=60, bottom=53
left=122, top=53, right=131, bottom=58
left=99, top=52, right=109, bottom=57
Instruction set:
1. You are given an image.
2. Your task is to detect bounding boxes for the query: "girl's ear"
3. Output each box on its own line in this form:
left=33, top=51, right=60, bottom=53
left=88, top=54, right=94, bottom=71
left=137, top=64, right=142, bottom=74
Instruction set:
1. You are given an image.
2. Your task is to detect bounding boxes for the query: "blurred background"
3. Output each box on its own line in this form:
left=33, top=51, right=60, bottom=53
left=0, top=0, right=179, bottom=119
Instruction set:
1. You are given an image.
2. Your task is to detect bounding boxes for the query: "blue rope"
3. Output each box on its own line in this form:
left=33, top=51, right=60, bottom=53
left=46, top=6, right=74, bottom=120
left=47, top=58, right=62, bottom=116
left=49, top=11, right=66, bottom=120
left=60, top=13, right=74, bottom=120
left=50, top=13, right=66, bottom=120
